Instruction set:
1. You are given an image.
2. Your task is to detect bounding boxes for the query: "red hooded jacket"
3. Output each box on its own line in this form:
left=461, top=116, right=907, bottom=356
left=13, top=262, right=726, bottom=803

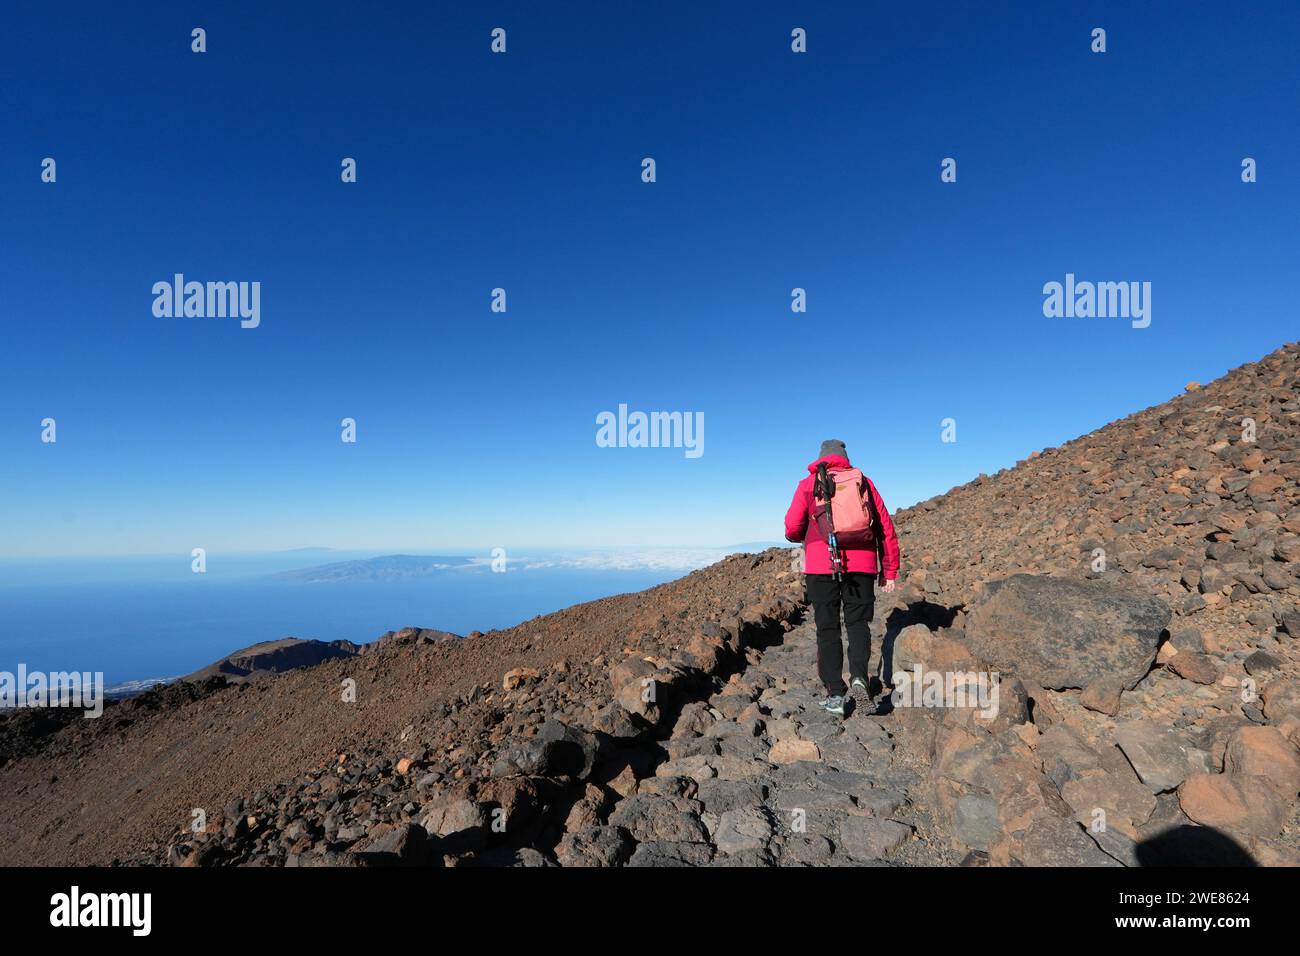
left=784, top=454, right=901, bottom=578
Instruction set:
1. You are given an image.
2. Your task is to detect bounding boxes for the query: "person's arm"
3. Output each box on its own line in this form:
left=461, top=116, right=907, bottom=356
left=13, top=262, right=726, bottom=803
left=868, top=479, right=901, bottom=589
left=784, top=482, right=809, bottom=543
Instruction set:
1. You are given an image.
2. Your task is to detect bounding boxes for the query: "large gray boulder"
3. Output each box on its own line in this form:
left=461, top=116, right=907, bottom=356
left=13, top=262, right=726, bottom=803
left=965, top=574, right=1170, bottom=690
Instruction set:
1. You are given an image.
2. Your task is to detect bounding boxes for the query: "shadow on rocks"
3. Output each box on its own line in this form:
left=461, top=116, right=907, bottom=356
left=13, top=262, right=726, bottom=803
left=877, top=600, right=962, bottom=692
left=656, top=610, right=800, bottom=733
left=1134, top=825, right=1257, bottom=866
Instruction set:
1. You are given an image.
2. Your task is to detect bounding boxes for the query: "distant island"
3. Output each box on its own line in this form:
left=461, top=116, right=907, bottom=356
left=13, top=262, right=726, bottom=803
left=269, top=554, right=476, bottom=583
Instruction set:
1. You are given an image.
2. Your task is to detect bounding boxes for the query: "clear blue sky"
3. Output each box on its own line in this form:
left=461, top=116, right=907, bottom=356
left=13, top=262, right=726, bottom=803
left=2, top=1, right=1297, bottom=558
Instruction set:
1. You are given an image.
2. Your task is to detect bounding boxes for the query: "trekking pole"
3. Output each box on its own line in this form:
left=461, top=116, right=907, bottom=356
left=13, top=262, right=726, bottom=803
left=816, top=463, right=844, bottom=582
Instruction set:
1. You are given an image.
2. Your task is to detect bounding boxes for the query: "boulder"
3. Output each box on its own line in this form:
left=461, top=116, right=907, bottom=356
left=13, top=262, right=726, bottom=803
left=783, top=834, right=836, bottom=865
left=695, top=779, right=766, bottom=814
left=607, top=794, right=709, bottom=844
left=890, top=624, right=975, bottom=676
left=476, top=776, right=557, bottom=832
left=1169, top=627, right=1205, bottom=652
left=614, top=678, right=660, bottom=724
left=854, top=788, right=908, bottom=818
left=1059, top=769, right=1157, bottom=835
left=1262, top=680, right=1300, bottom=722
left=952, top=795, right=1001, bottom=849
left=563, top=783, right=614, bottom=831
left=1036, top=724, right=1104, bottom=790
left=537, top=719, right=606, bottom=779
left=1223, top=726, right=1300, bottom=796
left=419, top=799, right=490, bottom=854
left=712, top=807, right=774, bottom=854
left=1177, top=773, right=1288, bottom=838
left=346, top=823, right=430, bottom=866
left=1280, top=612, right=1300, bottom=638
left=627, top=841, right=715, bottom=867
left=965, top=574, right=1170, bottom=690
left=1243, top=650, right=1281, bottom=676
left=769, top=738, right=821, bottom=764
left=1114, top=721, right=1214, bottom=793
left=1080, top=680, right=1124, bottom=716
left=556, top=826, right=634, bottom=867
left=1167, top=652, right=1220, bottom=685
left=502, top=667, right=539, bottom=691
left=991, top=813, right=1121, bottom=867
left=490, top=737, right=572, bottom=778
left=588, top=701, right=644, bottom=740
left=836, top=817, right=911, bottom=860
left=672, top=701, right=716, bottom=737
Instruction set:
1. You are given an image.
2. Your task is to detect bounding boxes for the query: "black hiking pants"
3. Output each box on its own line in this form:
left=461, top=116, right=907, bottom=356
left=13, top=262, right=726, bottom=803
left=806, top=572, right=875, bottom=697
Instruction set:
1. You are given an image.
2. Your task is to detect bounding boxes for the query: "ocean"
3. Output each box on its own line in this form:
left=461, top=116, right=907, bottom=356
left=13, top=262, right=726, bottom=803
left=0, top=548, right=736, bottom=687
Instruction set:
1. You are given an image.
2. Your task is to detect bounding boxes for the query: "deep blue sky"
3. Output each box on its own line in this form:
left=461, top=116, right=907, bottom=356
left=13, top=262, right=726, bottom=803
left=3, top=2, right=1297, bottom=558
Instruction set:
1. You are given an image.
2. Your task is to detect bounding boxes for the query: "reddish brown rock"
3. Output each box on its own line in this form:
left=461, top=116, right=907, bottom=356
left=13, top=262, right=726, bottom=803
left=502, top=666, right=539, bottom=691
left=1177, top=773, right=1287, bottom=838
left=769, top=739, right=820, bottom=764
left=1223, top=726, right=1300, bottom=796
left=1247, top=473, right=1286, bottom=498
left=1262, top=680, right=1300, bottom=722
left=1167, top=652, right=1220, bottom=685
left=1080, top=681, right=1124, bottom=716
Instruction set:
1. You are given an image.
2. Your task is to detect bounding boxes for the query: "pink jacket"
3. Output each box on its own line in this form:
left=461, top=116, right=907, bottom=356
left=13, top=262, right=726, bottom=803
left=784, top=454, right=901, bottom=578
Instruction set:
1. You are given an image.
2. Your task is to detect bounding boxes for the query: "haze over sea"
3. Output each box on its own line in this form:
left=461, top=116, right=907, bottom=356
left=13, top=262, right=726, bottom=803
left=0, top=547, right=770, bottom=688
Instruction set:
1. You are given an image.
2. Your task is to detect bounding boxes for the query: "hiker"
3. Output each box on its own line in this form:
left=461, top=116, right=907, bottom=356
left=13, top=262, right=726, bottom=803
left=784, top=439, right=900, bottom=717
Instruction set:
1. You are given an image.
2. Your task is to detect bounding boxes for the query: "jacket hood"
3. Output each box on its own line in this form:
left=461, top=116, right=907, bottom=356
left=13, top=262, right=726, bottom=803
left=807, top=454, right=852, bottom=475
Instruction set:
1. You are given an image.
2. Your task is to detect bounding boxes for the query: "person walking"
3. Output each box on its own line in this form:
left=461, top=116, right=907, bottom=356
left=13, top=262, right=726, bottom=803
left=784, top=439, right=901, bottom=716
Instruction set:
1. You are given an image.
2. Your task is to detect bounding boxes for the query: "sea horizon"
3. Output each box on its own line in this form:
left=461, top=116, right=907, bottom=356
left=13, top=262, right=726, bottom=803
left=0, top=544, right=783, bottom=687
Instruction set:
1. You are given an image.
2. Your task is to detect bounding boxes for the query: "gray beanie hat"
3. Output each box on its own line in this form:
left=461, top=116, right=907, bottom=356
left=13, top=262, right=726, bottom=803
left=819, top=439, right=847, bottom=459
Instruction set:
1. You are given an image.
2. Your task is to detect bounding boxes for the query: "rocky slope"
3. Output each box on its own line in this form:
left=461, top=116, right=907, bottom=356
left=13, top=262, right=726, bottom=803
left=1, top=342, right=1296, bottom=867
left=0, top=554, right=793, bottom=865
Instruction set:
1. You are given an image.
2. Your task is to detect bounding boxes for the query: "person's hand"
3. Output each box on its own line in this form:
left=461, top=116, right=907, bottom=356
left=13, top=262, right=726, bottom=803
left=882, top=578, right=896, bottom=593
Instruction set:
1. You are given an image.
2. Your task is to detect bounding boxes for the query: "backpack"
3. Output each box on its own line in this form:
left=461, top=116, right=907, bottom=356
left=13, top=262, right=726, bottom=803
left=815, top=467, right=876, bottom=547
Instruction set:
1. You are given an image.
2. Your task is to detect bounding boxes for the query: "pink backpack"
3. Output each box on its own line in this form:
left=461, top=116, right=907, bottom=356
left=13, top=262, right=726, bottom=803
left=818, top=467, right=875, bottom=546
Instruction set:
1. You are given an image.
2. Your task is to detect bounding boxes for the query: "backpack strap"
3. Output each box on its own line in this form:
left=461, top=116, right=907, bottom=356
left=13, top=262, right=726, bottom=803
left=814, top=462, right=835, bottom=506
left=862, top=477, right=885, bottom=583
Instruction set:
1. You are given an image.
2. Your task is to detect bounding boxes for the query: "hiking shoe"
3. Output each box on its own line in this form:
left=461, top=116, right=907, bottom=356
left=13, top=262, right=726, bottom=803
left=819, top=695, right=846, bottom=717
left=850, top=677, right=876, bottom=711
